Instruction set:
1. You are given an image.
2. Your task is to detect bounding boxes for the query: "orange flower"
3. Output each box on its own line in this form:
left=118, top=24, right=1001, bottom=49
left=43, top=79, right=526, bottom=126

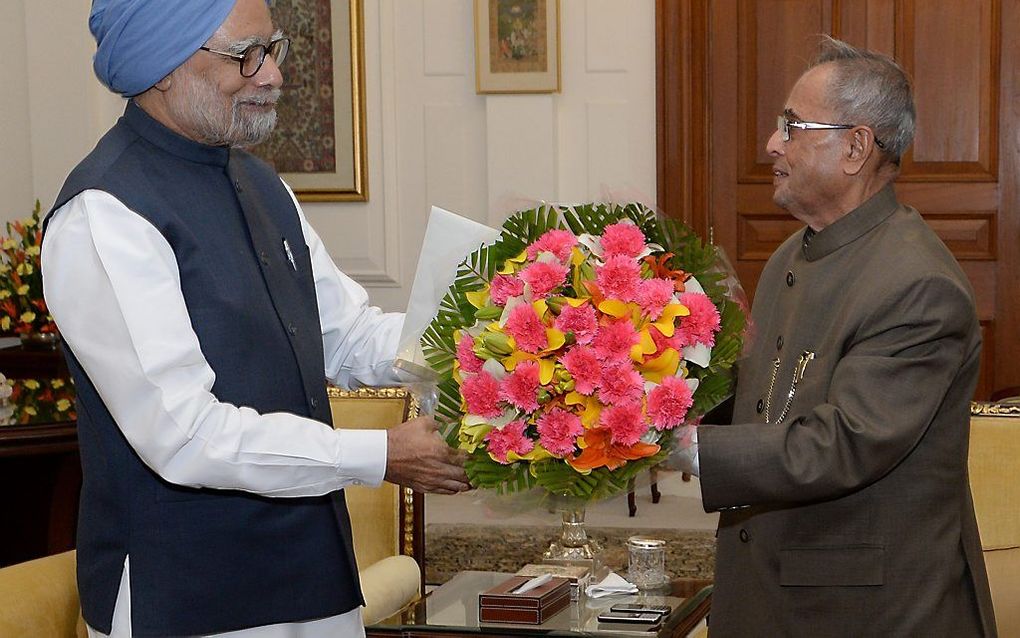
left=568, top=426, right=660, bottom=472
left=643, top=253, right=689, bottom=293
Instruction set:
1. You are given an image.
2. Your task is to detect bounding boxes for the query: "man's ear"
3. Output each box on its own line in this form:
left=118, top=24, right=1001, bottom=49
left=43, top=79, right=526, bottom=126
left=843, top=127, right=875, bottom=176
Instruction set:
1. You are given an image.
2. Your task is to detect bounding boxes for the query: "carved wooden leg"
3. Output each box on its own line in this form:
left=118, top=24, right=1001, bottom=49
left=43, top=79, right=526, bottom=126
left=627, top=478, right=637, bottom=517
left=650, top=467, right=661, bottom=504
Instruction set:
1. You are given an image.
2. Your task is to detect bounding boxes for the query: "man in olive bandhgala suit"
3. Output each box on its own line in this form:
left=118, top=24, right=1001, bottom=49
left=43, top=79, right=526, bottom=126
left=683, top=38, right=997, bottom=637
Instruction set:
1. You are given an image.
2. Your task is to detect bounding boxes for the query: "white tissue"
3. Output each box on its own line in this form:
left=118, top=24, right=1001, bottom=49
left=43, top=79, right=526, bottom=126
left=585, top=572, right=639, bottom=598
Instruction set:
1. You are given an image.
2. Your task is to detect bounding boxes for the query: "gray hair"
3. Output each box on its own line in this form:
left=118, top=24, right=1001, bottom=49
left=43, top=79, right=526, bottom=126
left=810, top=35, right=915, bottom=164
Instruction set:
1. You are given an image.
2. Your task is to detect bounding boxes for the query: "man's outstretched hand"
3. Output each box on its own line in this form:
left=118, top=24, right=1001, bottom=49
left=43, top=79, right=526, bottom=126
left=384, top=416, right=471, bottom=494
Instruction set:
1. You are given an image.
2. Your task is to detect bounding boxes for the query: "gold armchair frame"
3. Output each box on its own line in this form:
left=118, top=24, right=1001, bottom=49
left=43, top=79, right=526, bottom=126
left=327, top=387, right=425, bottom=580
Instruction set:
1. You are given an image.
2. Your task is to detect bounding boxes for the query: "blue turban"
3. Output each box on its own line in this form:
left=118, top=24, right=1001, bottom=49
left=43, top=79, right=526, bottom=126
left=90, top=0, right=239, bottom=97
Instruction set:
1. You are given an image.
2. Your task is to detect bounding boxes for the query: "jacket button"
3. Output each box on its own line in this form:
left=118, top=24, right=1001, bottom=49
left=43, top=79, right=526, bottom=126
left=309, top=396, right=319, bottom=409
left=756, top=399, right=764, bottom=414
left=739, top=529, right=750, bottom=542
left=259, top=251, right=270, bottom=266
left=786, top=271, right=795, bottom=287
left=288, top=323, right=298, bottom=335
left=776, top=335, right=784, bottom=351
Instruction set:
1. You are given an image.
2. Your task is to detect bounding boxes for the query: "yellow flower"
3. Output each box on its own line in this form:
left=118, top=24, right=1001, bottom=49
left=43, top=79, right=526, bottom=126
left=25, top=406, right=38, bottom=416
left=16, top=263, right=24, bottom=275
left=22, top=263, right=33, bottom=276
left=0, top=317, right=9, bottom=331
left=24, top=379, right=40, bottom=390
left=24, top=217, right=37, bottom=228
left=0, top=290, right=9, bottom=299
left=52, top=379, right=65, bottom=388
left=2, top=239, right=14, bottom=250
left=57, top=399, right=71, bottom=412
left=20, top=311, right=36, bottom=324
left=16, top=284, right=29, bottom=295
left=26, top=245, right=40, bottom=256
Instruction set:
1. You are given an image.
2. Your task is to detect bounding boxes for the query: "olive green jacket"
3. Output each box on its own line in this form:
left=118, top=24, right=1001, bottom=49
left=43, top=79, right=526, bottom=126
left=699, top=185, right=996, bottom=637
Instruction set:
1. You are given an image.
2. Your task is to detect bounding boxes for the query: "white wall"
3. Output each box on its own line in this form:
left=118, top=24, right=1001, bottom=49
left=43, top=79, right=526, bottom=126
left=2, top=0, right=656, bottom=313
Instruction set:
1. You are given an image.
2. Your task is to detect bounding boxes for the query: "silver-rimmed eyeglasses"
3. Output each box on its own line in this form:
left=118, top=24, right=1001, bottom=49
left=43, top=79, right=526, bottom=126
left=200, top=37, right=290, bottom=78
left=777, top=113, right=885, bottom=149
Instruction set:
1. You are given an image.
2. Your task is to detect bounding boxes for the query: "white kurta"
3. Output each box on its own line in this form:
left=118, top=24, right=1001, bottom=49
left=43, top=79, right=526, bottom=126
left=42, top=185, right=405, bottom=638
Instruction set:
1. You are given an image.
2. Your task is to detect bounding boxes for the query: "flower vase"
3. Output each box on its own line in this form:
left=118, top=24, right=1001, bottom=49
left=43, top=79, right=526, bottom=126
left=543, top=507, right=602, bottom=567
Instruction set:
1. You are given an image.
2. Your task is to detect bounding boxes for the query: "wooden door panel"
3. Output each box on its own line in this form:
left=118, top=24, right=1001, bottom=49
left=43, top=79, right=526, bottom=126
left=898, top=0, right=998, bottom=177
left=739, top=0, right=834, bottom=181
left=657, top=0, right=1020, bottom=399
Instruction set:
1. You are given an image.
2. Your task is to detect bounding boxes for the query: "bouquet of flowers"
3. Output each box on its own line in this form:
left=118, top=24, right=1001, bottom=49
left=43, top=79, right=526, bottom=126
left=421, top=202, right=746, bottom=501
left=0, top=201, right=57, bottom=336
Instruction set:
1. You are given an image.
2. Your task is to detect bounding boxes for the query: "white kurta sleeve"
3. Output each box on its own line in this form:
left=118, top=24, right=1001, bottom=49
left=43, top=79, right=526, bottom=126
left=282, top=182, right=405, bottom=388
left=41, top=189, right=387, bottom=496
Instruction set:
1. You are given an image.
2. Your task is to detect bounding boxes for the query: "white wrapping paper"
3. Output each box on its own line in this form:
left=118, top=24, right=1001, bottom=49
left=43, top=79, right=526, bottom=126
left=397, top=206, right=501, bottom=365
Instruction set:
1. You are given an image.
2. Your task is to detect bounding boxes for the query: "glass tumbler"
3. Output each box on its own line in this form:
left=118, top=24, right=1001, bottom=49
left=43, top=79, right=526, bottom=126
left=627, top=536, right=668, bottom=590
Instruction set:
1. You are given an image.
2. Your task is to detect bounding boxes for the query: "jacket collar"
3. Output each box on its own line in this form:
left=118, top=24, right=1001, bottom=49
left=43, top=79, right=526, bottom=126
left=802, top=184, right=899, bottom=261
left=121, top=100, right=230, bottom=168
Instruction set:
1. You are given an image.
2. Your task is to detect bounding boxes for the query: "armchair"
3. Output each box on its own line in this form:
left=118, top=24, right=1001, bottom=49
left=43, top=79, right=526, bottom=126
left=328, top=386, right=425, bottom=624
left=969, top=401, right=1020, bottom=636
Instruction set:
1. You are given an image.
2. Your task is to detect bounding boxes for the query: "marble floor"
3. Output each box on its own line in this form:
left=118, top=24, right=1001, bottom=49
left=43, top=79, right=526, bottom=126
left=424, top=470, right=718, bottom=585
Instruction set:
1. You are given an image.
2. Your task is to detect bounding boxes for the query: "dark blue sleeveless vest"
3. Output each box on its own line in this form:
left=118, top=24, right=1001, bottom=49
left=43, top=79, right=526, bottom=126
left=46, top=102, right=363, bottom=637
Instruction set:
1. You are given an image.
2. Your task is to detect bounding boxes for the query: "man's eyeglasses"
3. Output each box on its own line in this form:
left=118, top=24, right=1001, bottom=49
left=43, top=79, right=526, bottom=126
left=777, top=114, right=885, bottom=149
left=200, top=37, right=291, bottom=78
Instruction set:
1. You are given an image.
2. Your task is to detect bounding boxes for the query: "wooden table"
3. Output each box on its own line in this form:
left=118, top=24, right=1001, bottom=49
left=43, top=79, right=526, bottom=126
left=368, top=571, right=711, bottom=637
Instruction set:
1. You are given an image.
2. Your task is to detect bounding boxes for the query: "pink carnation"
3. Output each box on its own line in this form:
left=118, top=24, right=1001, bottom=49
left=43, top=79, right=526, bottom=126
left=637, top=278, right=676, bottom=320
left=554, top=303, right=598, bottom=345
left=536, top=408, right=584, bottom=456
left=647, top=376, right=694, bottom=430
left=501, top=360, right=541, bottom=412
left=598, top=363, right=645, bottom=406
left=519, top=261, right=569, bottom=298
left=677, top=292, right=722, bottom=348
left=596, top=255, right=642, bottom=301
left=527, top=229, right=577, bottom=262
left=504, top=304, right=548, bottom=354
left=593, top=319, right=640, bottom=363
left=561, top=346, right=601, bottom=395
left=456, top=333, right=484, bottom=373
left=461, top=372, right=503, bottom=418
left=600, top=402, right=647, bottom=446
left=485, top=420, right=535, bottom=464
left=600, top=222, right=647, bottom=258
left=490, top=274, right=525, bottom=306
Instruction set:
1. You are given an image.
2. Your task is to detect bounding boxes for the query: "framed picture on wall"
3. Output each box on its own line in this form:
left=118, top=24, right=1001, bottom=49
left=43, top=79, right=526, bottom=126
left=252, top=0, right=368, bottom=202
left=474, top=0, right=561, bottom=94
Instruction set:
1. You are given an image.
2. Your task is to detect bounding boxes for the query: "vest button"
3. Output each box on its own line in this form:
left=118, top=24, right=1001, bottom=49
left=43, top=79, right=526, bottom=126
left=309, top=396, right=319, bottom=409
left=776, top=335, right=784, bottom=351
left=786, top=271, right=795, bottom=287
left=260, top=251, right=270, bottom=266
left=739, top=528, right=751, bottom=542
left=288, top=323, right=297, bottom=335
left=756, top=399, right=764, bottom=414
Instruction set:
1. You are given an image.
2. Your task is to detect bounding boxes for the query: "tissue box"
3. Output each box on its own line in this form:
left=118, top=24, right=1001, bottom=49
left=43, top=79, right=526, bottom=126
left=478, top=575, right=572, bottom=624
left=515, top=563, right=592, bottom=601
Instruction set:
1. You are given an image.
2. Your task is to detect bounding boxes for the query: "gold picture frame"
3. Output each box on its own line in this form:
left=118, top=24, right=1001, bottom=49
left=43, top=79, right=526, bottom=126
left=254, top=0, right=368, bottom=202
left=474, top=0, right=561, bottom=94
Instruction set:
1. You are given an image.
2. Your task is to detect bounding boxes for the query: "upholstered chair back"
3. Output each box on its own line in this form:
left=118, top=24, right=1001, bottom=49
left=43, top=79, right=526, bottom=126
left=969, top=401, right=1020, bottom=636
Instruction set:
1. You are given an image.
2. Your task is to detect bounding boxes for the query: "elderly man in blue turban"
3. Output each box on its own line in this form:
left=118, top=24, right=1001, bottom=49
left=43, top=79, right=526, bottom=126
left=40, top=1, right=470, bottom=636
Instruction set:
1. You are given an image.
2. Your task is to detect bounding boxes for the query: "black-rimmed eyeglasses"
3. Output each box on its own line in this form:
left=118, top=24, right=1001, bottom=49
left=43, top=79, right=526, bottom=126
left=200, top=37, right=290, bottom=78
left=777, top=113, right=886, bottom=149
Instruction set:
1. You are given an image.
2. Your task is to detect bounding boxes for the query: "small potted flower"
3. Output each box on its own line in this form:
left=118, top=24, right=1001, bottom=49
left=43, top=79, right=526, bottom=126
left=0, top=201, right=59, bottom=348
